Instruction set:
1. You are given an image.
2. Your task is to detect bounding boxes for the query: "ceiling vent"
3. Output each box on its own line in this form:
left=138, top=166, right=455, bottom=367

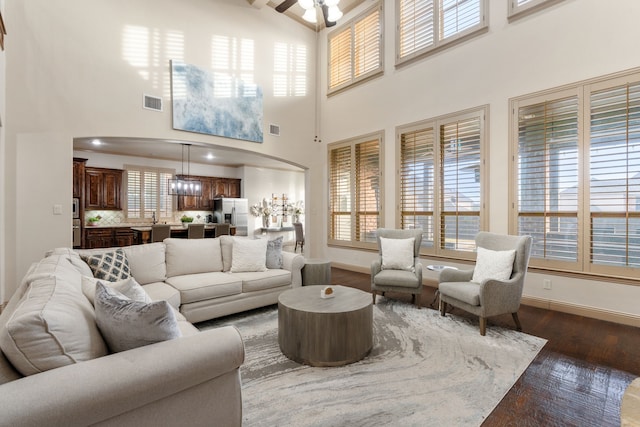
left=269, top=124, right=280, bottom=136
left=143, top=94, right=163, bottom=112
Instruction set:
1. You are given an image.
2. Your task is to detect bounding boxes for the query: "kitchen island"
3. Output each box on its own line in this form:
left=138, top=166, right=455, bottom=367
left=131, top=224, right=236, bottom=244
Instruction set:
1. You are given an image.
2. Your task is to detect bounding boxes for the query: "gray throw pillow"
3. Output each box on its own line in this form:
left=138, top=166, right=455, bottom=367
left=94, top=282, right=181, bottom=353
left=81, top=249, right=131, bottom=282
left=266, top=236, right=284, bottom=269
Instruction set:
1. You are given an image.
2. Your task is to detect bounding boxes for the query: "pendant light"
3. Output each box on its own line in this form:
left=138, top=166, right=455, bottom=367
left=168, top=144, right=202, bottom=196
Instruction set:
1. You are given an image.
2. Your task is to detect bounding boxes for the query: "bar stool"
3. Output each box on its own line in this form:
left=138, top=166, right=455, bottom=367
left=188, top=223, right=205, bottom=239
left=151, top=224, right=171, bottom=243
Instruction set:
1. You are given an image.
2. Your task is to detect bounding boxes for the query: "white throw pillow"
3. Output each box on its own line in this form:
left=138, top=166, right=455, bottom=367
left=380, top=237, right=415, bottom=272
left=94, top=282, right=181, bottom=353
left=0, top=277, right=108, bottom=376
left=471, top=247, right=516, bottom=284
left=81, top=275, right=151, bottom=306
left=230, top=238, right=268, bottom=272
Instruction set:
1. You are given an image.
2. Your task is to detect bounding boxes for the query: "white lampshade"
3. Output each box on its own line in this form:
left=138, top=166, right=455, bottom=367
left=302, top=8, right=317, bottom=23
left=327, top=5, right=342, bottom=22
left=324, top=0, right=339, bottom=7
left=298, top=0, right=315, bottom=10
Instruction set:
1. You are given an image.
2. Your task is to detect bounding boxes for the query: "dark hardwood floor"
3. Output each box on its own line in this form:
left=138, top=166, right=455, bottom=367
left=330, top=267, right=640, bottom=427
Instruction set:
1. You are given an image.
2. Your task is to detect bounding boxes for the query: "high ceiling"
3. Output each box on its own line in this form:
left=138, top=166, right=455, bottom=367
left=73, top=137, right=305, bottom=172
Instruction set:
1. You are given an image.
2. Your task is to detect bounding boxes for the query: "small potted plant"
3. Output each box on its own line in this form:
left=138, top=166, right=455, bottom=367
left=180, top=215, right=194, bottom=228
left=87, top=215, right=101, bottom=226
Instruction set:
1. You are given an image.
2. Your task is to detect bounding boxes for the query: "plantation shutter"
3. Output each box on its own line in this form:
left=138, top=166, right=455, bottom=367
left=398, top=0, right=434, bottom=60
left=143, top=171, right=158, bottom=220
left=400, top=127, right=435, bottom=248
left=589, top=82, right=640, bottom=268
left=353, top=7, right=381, bottom=79
left=517, top=96, right=579, bottom=263
left=159, top=171, right=173, bottom=219
left=329, top=146, right=352, bottom=241
left=127, top=170, right=142, bottom=219
left=329, top=27, right=352, bottom=90
left=439, top=116, right=482, bottom=252
left=328, top=5, right=382, bottom=92
left=440, top=0, right=481, bottom=40
left=355, top=139, right=380, bottom=243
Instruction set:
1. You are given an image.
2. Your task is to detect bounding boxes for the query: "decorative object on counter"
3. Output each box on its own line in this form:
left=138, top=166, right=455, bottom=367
left=250, top=198, right=273, bottom=228
left=167, top=144, right=202, bottom=196
left=321, top=286, right=335, bottom=299
left=87, top=215, right=102, bottom=226
left=180, top=215, right=194, bottom=228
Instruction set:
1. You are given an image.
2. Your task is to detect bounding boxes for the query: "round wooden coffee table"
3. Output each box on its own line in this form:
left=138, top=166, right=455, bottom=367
left=278, top=285, right=373, bottom=367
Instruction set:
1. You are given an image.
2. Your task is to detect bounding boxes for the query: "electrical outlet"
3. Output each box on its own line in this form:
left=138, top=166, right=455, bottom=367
left=543, top=279, right=552, bottom=290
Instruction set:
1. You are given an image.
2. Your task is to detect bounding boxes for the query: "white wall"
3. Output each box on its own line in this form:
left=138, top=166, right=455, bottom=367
left=317, top=0, right=640, bottom=321
left=2, top=0, right=318, bottom=299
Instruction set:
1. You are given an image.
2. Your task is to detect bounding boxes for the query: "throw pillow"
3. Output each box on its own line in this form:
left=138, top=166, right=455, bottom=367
left=81, top=275, right=151, bottom=306
left=471, top=247, right=516, bottom=284
left=380, top=237, right=415, bottom=272
left=81, top=249, right=131, bottom=282
left=230, top=238, right=268, bottom=272
left=266, top=236, right=284, bottom=269
left=94, top=282, right=181, bottom=353
left=0, top=277, right=108, bottom=376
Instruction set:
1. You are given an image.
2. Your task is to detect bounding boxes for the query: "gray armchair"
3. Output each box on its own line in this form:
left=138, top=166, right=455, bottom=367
left=371, top=228, right=423, bottom=307
left=438, top=231, right=533, bottom=336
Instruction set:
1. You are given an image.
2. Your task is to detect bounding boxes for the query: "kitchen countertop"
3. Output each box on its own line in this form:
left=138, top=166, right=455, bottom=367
left=85, top=223, right=224, bottom=230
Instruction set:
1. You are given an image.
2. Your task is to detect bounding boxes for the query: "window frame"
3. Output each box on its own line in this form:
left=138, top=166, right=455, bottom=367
left=327, top=131, right=384, bottom=250
left=508, top=0, right=563, bottom=21
left=396, top=0, right=488, bottom=67
left=509, top=68, right=640, bottom=281
left=124, top=165, right=175, bottom=223
left=396, top=105, right=489, bottom=259
left=327, top=3, right=384, bottom=95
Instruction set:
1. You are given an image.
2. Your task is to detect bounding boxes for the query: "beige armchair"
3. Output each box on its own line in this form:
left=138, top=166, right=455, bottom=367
left=438, top=231, right=533, bottom=336
left=371, top=228, right=423, bottom=307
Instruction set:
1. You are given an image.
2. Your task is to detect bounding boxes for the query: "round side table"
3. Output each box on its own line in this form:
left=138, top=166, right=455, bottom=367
left=302, top=258, right=331, bottom=286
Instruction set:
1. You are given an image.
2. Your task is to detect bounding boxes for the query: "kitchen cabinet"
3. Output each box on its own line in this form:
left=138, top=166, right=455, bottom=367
left=84, top=227, right=134, bottom=249
left=176, top=175, right=241, bottom=210
left=84, top=228, right=114, bottom=249
left=73, top=158, right=87, bottom=198
left=85, top=167, right=123, bottom=210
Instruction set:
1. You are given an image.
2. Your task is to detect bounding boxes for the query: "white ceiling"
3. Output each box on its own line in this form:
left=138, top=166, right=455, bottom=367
left=73, top=137, right=305, bottom=172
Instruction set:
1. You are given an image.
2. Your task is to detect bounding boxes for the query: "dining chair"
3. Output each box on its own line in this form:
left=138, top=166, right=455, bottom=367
left=187, top=223, right=205, bottom=239
left=293, top=222, right=304, bottom=253
left=151, top=224, right=171, bottom=243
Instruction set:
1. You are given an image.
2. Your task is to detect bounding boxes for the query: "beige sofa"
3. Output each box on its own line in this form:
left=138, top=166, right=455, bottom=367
left=0, top=236, right=304, bottom=426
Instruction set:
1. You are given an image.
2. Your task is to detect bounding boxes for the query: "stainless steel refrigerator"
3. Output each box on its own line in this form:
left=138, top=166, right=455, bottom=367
left=213, top=198, right=248, bottom=236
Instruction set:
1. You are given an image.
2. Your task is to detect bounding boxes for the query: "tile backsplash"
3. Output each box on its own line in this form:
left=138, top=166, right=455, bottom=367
left=84, top=210, right=213, bottom=226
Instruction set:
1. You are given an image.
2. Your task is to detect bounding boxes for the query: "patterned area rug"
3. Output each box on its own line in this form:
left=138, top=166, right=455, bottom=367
left=198, top=297, right=546, bottom=426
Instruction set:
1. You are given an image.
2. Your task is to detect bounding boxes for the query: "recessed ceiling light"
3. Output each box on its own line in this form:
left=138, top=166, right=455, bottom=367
left=91, top=139, right=102, bottom=146
left=206, top=153, right=215, bottom=160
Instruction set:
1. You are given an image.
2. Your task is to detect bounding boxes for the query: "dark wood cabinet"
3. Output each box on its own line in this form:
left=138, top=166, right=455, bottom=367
left=176, top=175, right=241, bottom=210
left=73, top=158, right=87, bottom=198
left=85, top=167, right=123, bottom=210
left=84, top=227, right=134, bottom=249
left=84, top=228, right=114, bottom=249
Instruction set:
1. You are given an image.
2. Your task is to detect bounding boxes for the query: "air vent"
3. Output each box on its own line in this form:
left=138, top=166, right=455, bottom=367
left=269, top=124, right=280, bottom=136
left=143, top=94, right=163, bottom=112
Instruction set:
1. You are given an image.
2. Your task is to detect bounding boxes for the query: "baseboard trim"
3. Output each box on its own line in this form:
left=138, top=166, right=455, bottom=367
left=520, top=296, right=640, bottom=328
left=332, top=262, right=640, bottom=328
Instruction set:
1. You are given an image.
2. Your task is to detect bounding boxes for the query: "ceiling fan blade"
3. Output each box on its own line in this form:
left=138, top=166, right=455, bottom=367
left=276, top=0, right=298, bottom=13
left=322, top=4, right=336, bottom=27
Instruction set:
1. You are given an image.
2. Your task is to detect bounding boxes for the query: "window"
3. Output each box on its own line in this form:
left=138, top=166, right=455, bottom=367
left=328, top=133, right=383, bottom=248
left=511, top=69, right=640, bottom=279
left=508, top=0, right=563, bottom=20
left=397, top=0, right=487, bottom=65
left=328, top=4, right=383, bottom=93
left=398, top=106, right=487, bottom=257
left=125, top=166, right=174, bottom=222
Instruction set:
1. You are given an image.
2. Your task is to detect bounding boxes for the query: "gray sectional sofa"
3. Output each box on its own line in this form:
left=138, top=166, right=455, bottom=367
left=0, top=236, right=305, bottom=426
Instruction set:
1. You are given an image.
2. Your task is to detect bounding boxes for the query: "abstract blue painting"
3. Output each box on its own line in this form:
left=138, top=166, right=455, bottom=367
left=171, top=60, right=263, bottom=143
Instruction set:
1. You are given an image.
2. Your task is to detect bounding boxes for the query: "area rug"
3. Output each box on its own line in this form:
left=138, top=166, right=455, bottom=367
left=198, top=297, right=547, bottom=426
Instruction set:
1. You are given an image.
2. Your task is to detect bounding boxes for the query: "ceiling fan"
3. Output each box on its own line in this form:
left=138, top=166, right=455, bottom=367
left=276, top=0, right=340, bottom=28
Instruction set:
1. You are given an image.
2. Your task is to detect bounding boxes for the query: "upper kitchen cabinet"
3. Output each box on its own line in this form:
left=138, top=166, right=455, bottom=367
left=176, top=175, right=240, bottom=210
left=85, top=167, right=123, bottom=210
left=73, top=158, right=87, bottom=198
